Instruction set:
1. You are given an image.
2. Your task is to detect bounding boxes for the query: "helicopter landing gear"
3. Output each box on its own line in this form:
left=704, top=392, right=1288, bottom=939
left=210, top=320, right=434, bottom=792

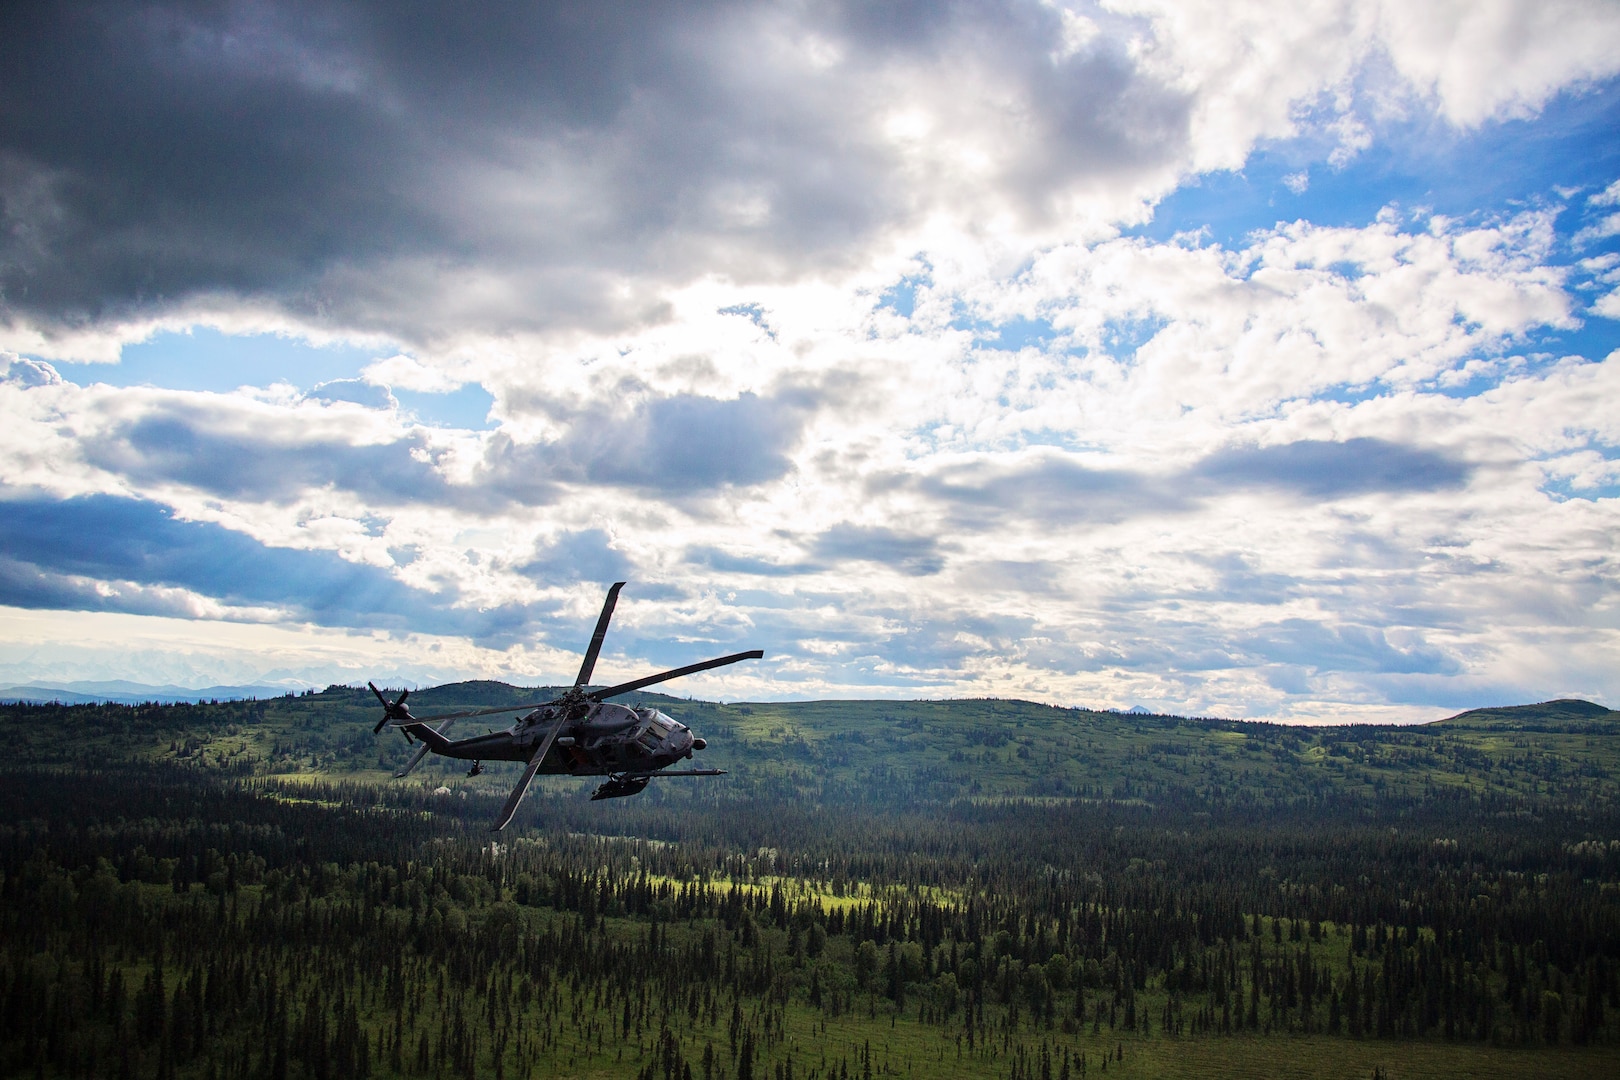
left=467, top=761, right=484, bottom=778
left=590, top=774, right=652, bottom=801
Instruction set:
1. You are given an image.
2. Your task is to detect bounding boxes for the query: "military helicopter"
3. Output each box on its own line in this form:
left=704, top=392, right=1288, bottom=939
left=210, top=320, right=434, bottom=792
left=367, top=582, right=761, bottom=831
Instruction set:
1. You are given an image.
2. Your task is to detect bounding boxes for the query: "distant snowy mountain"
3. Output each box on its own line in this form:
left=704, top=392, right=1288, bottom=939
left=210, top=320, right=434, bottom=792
left=0, top=680, right=309, bottom=705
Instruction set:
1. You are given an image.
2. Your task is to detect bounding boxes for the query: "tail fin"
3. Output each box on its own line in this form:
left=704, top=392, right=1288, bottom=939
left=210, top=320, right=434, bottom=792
left=394, top=717, right=457, bottom=778
left=402, top=722, right=453, bottom=754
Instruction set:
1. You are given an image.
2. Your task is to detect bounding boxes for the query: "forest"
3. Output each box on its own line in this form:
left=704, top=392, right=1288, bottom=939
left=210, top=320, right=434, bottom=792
left=1, top=687, right=1618, bottom=1078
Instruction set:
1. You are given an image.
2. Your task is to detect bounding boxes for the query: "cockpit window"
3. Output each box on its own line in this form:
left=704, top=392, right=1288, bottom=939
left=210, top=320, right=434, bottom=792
left=637, top=715, right=671, bottom=752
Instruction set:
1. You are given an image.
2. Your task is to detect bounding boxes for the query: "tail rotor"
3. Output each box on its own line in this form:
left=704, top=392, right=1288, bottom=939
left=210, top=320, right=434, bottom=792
left=369, top=682, right=415, bottom=733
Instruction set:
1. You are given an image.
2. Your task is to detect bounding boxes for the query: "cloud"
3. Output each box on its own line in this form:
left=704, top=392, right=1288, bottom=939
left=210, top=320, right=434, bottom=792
left=305, top=378, right=397, bottom=410
left=1372, top=0, right=1620, bottom=126
left=1, top=6, right=1617, bottom=718
left=0, top=551, right=226, bottom=623
left=1181, top=553, right=1299, bottom=606
left=467, top=386, right=817, bottom=508
left=1574, top=211, right=1620, bottom=247
left=686, top=525, right=948, bottom=579
left=1, top=356, right=63, bottom=388
left=0, top=490, right=544, bottom=642
left=2, top=197, right=1610, bottom=717
left=38, top=373, right=814, bottom=516
left=560, top=391, right=809, bottom=491
left=0, top=0, right=1170, bottom=345
left=908, top=438, right=1467, bottom=527
left=915, top=454, right=1175, bottom=526
left=1191, top=438, right=1471, bottom=498
left=81, top=405, right=463, bottom=508
left=1244, top=619, right=1460, bottom=676
left=515, top=529, right=633, bottom=587
left=811, top=524, right=947, bottom=576
left=686, top=546, right=821, bottom=578
left=6, top=2, right=1614, bottom=354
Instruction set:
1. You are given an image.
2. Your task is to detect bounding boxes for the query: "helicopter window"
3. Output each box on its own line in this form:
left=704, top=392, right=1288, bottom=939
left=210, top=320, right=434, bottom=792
left=637, top=715, right=672, bottom=751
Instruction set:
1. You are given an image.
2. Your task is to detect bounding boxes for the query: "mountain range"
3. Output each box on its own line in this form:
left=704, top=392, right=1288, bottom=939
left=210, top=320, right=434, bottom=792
left=0, top=679, right=309, bottom=705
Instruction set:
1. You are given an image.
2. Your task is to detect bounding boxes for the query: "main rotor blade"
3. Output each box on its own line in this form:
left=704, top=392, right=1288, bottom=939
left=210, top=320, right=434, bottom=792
left=574, top=581, right=626, bottom=688
left=589, top=649, right=764, bottom=701
left=491, top=717, right=567, bottom=832
left=387, top=698, right=561, bottom=726
left=394, top=717, right=457, bottom=778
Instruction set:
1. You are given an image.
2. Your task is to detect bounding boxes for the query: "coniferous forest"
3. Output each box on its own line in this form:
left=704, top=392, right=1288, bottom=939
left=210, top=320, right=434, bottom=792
left=2, top=688, right=1618, bottom=1078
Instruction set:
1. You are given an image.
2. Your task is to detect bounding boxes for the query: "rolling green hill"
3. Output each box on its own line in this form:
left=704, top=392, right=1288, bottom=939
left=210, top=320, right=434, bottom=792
left=5, top=685, right=1616, bottom=814
left=1436, top=697, right=1620, bottom=732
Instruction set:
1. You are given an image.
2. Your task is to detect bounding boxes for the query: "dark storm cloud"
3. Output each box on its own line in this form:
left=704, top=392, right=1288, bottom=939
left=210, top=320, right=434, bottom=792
left=0, top=1, right=436, bottom=319
left=0, top=1, right=1193, bottom=343
left=0, top=491, right=545, bottom=642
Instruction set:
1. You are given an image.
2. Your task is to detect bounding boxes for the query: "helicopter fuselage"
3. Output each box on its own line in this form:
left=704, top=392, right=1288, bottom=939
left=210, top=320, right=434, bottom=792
left=412, top=701, right=700, bottom=776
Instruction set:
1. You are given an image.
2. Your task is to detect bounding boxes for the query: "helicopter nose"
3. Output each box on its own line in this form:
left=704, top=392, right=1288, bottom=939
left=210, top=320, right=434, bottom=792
left=672, top=728, right=696, bottom=760
left=691, top=737, right=706, bottom=751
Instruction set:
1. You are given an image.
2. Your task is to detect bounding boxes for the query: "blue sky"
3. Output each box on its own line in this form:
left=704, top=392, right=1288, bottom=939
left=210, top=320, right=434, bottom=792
left=2, top=1, right=1618, bottom=721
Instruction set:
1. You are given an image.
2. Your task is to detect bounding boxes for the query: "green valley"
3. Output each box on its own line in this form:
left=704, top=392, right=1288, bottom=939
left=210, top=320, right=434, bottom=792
left=2, top=689, right=1617, bottom=1078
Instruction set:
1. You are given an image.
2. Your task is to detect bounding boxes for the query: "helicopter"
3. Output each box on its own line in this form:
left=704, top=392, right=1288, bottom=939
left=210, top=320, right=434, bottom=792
left=367, top=581, right=762, bottom=831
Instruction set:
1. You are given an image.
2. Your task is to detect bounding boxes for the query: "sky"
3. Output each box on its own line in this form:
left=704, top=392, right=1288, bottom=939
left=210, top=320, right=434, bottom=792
left=2, top=1, right=1619, bottom=722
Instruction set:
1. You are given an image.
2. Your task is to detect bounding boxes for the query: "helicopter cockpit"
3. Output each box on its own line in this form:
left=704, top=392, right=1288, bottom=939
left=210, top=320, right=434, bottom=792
left=556, top=703, right=698, bottom=769
left=632, top=707, right=697, bottom=762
